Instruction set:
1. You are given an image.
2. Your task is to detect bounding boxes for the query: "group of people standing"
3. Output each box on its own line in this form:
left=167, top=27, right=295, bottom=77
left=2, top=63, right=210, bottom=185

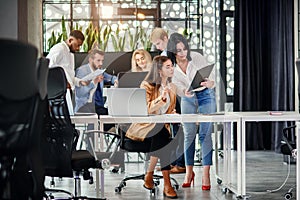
left=46, top=27, right=216, bottom=199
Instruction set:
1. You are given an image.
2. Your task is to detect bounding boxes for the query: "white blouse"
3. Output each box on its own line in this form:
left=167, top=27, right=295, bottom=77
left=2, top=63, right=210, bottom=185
left=172, top=51, right=215, bottom=97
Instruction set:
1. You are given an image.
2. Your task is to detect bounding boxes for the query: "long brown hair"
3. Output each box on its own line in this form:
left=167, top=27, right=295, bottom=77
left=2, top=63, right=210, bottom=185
left=144, top=55, right=172, bottom=87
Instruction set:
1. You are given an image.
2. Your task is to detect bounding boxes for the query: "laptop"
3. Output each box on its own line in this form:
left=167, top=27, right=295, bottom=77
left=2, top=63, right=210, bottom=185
left=117, top=71, right=148, bottom=88
left=106, top=88, right=148, bottom=116
left=189, top=63, right=215, bottom=91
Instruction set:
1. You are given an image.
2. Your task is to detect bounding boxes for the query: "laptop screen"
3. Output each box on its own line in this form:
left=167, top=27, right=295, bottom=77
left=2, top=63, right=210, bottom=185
left=117, top=71, right=148, bottom=88
left=106, top=88, right=148, bottom=116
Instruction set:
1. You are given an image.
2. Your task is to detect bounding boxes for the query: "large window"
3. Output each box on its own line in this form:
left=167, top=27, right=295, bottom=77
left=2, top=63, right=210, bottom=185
left=42, top=0, right=235, bottom=111
left=43, top=0, right=204, bottom=52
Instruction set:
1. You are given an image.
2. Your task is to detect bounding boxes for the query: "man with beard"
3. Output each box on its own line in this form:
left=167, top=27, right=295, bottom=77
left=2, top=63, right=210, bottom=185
left=74, top=48, right=117, bottom=114
left=47, top=30, right=87, bottom=90
left=74, top=49, right=117, bottom=152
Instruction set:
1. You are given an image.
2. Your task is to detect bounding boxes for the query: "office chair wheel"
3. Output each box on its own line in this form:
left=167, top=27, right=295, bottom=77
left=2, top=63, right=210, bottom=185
left=284, top=192, right=292, bottom=200
left=111, top=166, right=119, bottom=173
left=217, top=178, right=222, bottom=185
left=115, top=186, right=122, bottom=193
left=219, top=151, right=224, bottom=158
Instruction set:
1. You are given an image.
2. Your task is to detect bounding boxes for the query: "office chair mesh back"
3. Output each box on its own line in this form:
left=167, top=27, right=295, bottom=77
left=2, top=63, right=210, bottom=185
left=0, top=39, right=38, bottom=154
left=43, top=67, right=77, bottom=177
left=0, top=39, right=39, bottom=198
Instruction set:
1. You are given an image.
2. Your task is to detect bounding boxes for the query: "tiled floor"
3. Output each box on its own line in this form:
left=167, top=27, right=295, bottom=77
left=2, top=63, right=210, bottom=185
left=44, top=151, right=297, bottom=200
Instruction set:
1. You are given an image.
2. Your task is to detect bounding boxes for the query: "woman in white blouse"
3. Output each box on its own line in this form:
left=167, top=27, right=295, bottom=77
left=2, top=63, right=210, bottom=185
left=167, top=33, right=216, bottom=190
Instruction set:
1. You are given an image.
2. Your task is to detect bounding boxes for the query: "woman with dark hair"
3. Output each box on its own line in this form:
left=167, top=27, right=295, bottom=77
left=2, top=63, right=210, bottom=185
left=167, top=33, right=216, bottom=190
left=126, top=55, right=178, bottom=198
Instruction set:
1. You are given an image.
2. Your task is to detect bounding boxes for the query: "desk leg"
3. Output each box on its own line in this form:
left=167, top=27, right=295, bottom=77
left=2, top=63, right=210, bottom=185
left=99, top=121, right=105, bottom=199
left=297, top=122, right=299, bottom=200
left=95, top=120, right=99, bottom=152
left=225, top=122, right=232, bottom=188
left=237, top=119, right=247, bottom=198
left=96, top=169, right=100, bottom=197
left=236, top=119, right=242, bottom=196
left=95, top=121, right=105, bottom=198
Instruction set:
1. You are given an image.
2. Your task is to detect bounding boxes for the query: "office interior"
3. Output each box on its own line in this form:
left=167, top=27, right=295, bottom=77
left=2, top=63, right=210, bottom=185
left=0, top=0, right=299, bottom=199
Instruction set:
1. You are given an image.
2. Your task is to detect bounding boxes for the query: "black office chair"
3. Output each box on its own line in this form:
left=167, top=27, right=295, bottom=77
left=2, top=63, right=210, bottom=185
left=43, top=66, right=109, bottom=200
left=0, top=39, right=46, bottom=199
left=114, top=124, right=179, bottom=194
left=280, top=125, right=297, bottom=200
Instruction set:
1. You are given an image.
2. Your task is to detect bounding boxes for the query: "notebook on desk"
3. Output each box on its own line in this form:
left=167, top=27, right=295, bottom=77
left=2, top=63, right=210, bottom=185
left=106, top=88, right=148, bottom=116
left=117, top=71, right=148, bottom=88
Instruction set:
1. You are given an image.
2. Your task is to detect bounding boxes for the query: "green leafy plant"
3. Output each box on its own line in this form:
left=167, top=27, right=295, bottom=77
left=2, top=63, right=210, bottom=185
left=82, top=22, right=96, bottom=52
left=94, top=24, right=112, bottom=51
left=139, top=27, right=152, bottom=51
left=47, top=31, right=62, bottom=51
left=61, top=16, right=68, bottom=41
left=182, top=28, right=193, bottom=42
left=111, top=25, right=127, bottom=52
left=128, top=26, right=142, bottom=51
left=47, top=16, right=67, bottom=51
left=47, top=17, right=154, bottom=53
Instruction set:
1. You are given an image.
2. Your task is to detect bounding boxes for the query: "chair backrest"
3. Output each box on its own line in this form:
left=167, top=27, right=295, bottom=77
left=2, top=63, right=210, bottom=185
left=0, top=39, right=47, bottom=199
left=37, top=57, right=50, bottom=100
left=0, top=39, right=38, bottom=154
left=0, top=39, right=38, bottom=100
left=43, top=67, right=77, bottom=177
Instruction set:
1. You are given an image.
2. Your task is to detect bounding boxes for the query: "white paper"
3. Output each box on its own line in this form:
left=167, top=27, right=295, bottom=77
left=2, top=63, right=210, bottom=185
left=81, top=69, right=105, bottom=81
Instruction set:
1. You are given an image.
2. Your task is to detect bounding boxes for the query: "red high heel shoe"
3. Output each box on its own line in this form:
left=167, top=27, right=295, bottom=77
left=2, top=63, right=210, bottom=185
left=202, top=177, right=211, bottom=190
left=182, top=171, right=195, bottom=188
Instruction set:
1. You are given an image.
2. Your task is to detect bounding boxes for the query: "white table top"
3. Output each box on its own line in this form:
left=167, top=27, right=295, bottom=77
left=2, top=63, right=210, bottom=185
left=99, top=113, right=241, bottom=124
left=70, top=113, right=98, bottom=124
left=232, top=111, right=300, bottom=121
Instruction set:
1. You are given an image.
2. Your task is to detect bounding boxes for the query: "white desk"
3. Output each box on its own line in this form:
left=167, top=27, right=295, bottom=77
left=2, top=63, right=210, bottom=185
left=99, top=113, right=241, bottom=196
left=235, top=111, right=300, bottom=199
left=71, top=112, right=300, bottom=199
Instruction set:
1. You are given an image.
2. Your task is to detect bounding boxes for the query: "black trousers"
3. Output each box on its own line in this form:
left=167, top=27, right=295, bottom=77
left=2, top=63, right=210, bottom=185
left=145, top=124, right=173, bottom=171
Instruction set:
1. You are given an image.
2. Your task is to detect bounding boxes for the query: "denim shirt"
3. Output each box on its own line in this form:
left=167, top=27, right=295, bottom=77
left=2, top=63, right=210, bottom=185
left=75, top=63, right=117, bottom=112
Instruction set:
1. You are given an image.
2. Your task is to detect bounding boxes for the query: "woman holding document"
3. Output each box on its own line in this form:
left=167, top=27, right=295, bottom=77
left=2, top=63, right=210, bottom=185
left=126, top=55, right=178, bottom=198
left=167, top=33, right=216, bottom=190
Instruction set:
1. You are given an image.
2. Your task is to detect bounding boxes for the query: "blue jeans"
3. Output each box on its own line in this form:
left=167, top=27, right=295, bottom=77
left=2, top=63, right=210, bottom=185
left=181, top=89, right=216, bottom=166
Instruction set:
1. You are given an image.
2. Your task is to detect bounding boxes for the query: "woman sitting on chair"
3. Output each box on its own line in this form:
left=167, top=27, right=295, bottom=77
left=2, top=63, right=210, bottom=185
left=126, top=55, right=178, bottom=199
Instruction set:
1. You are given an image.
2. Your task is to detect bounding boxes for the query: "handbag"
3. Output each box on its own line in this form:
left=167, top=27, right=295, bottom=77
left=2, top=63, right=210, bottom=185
left=125, top=123, right=156, bottom=141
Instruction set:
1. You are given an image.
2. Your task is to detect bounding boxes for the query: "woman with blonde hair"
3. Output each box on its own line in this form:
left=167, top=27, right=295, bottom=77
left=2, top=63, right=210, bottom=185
left=131, top=49, right=152, bottom=72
